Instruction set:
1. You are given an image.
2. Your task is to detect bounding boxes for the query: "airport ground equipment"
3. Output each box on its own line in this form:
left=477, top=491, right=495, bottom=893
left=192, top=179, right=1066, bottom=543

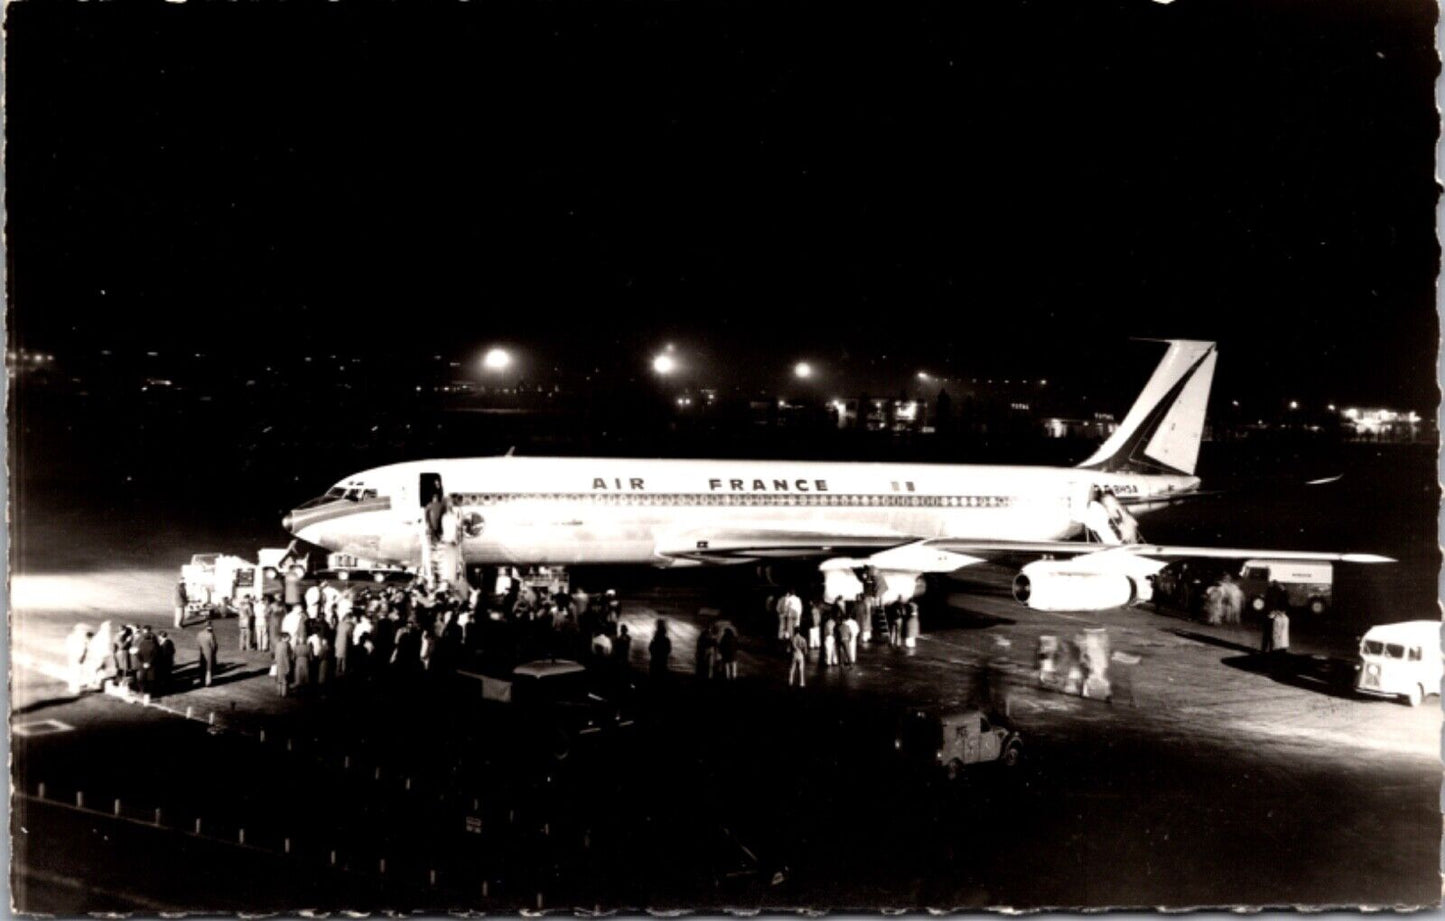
left=894, top=707, right=1022, bottom=781
left=1238, top=559, right=1333, bottom=615
left=181, top=546, right=308, bottom=616
left=1354, top=620, right=1442, bottom=707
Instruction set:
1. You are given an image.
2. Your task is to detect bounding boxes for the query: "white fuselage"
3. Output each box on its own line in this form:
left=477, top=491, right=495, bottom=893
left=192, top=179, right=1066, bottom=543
left=283, top=456, right=1200, bottom=569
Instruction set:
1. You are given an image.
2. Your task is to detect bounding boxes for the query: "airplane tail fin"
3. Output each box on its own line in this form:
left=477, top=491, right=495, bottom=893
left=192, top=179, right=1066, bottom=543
left=1077, top=340, right=1217, bottom=477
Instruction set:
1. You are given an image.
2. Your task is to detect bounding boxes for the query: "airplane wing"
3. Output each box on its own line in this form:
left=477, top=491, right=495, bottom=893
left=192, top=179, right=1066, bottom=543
left=925, top=539, right=1393, bottom=565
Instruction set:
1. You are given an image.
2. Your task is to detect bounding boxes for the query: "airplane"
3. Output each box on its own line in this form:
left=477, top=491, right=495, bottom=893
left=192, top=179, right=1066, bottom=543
left=281, top=339, right=1391, bottom=612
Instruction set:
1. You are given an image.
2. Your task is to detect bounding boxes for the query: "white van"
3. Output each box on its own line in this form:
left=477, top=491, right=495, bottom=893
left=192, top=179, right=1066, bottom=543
left=1355, top=620, right=1442, bottom=707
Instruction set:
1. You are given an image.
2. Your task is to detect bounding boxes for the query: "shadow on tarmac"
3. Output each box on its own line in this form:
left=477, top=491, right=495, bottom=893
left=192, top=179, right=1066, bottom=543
left=1220, top=650, right=1361, bottom=699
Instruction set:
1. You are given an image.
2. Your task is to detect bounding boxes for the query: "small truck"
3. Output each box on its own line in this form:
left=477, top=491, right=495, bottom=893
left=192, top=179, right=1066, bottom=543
left=895, top=707, right=1023, bottom=780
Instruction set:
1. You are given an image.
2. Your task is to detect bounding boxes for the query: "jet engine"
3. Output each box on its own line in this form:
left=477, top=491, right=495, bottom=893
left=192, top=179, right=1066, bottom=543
left=1011, top=558, right=1152, bottom=612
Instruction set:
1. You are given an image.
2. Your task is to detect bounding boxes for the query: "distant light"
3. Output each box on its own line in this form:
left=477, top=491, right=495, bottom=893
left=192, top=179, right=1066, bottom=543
left=917, top=372, right=930, bottom=381
left=652, top=354, right=676, bottom=375
left=1289, top=400, right=1299, bottom=410
left=1232, top=400, right=1239, bottom=407
left=1328, top=404, right=1336, bottom=412
left=1039, top=380, right=1047, bottom=386
left=482, top=348, right=512, bottom=371
left=794, top=362, right=813, bottom=379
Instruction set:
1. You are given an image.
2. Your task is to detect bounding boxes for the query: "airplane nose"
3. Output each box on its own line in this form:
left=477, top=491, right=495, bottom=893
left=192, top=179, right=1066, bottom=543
left=282, top=512, right=294, bottom=532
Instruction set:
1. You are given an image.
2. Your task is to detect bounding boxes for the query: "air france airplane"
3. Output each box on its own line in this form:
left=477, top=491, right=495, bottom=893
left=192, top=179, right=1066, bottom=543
left=282, top=340, right=1390, bottom=612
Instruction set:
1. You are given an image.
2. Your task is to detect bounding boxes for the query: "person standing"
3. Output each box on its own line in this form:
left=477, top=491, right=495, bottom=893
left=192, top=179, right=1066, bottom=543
left=718, top=626, right=738, bottom=681
left=237, top=597, right=255, bottom=652
left=274, top=633, right=294, bottom=697
left=65, top=624, right=92, bottom=695
left=822, top=609, right=838, bottom=667
left=886, top=601, right=901, bottom=648
left=196, top=622, right=219, bottom=687
left=780, top=591, right=802, bottom=647
left=335, top=614, right=353, bottom=679
left=173, top=580, right=189, bottom=629
left=649, top=619, right=672, bottom=682
left=614, top=623, right=633, bottom=672
left=839, top=613, right=858, bottom=669
left=806, top=600, right=822, bottom=651
left=135, top=626, right=158, bottom=698
left=315, top=632, right=334, bottom=691
left=903, top=601, right=920, bottom=649
left=293, top=628, right=313, bottom=692
left=255, top=594, right=272, bottom=652
left=156, top=631, right=176, bottom=692
left=788, top=627, right=808, bottom=688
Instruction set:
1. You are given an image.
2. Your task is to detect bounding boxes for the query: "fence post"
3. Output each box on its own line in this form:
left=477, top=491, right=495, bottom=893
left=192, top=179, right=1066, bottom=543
left=330, top=849, right=337, bottom=867
left=154, top=808, right=162, bottom=826
left=239, top=828, right=246, bottom=845
left=284, top=837, right=292, bottom=854
left=36, top=782, right=45, bottom=800
left=113, top=798, right=122, bottom=816
left=195, top=818, right=202, bottom=835
left=76, top=791, right=84, bottom=809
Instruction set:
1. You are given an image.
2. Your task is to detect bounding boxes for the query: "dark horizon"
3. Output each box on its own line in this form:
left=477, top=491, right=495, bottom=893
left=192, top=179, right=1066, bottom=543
left=5, top=0, right=1440, bottom=409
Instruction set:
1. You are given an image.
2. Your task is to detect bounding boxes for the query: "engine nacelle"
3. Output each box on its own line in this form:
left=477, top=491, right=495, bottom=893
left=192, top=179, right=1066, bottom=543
left=1012, top=559, right=1149, bottom=612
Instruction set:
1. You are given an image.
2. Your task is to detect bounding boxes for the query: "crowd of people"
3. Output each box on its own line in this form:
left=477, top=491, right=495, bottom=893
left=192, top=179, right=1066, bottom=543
left=68, top=569, right=938, bottom=705
left=769, top=588, right=920, bottom=688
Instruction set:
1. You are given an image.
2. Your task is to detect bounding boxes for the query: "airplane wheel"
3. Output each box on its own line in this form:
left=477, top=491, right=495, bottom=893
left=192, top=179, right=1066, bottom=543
left=1308, top=596, right=1328, bottom=615
left=1405, top=684, right=1424, bottom=707
left=1249, top=595, right=1266, bottom=613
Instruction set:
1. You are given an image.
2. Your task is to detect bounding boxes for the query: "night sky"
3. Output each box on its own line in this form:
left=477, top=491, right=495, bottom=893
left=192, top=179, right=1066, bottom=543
left=6, top=0, right=1440, bottom=406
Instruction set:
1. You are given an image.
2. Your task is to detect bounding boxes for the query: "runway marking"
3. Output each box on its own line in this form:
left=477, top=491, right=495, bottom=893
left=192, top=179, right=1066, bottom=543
left=13, top=719, right=74, bottom=737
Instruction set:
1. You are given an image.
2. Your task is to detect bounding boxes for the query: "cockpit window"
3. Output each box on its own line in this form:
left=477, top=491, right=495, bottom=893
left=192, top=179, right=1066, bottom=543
left=362, top=488, right=378, bottom=500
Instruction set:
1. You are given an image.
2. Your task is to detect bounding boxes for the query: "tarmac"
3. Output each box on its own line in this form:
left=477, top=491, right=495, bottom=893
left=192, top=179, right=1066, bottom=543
left=10, top=562, right=1442, bottom=911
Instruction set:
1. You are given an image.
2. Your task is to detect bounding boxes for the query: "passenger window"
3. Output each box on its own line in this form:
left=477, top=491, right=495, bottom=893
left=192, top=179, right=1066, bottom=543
left=979, top=717, right=992, bottom=732
left=1386, top=643, right=1405, bottom=659
left=362, top=489, right=377, bottom=500
left=1409, top=647, right=1422, bottom=661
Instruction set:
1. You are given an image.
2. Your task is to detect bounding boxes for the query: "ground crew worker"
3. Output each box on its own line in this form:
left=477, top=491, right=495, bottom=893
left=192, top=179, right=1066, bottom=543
left=196, top=622, right=218, bottom=687
left=903, top=601, right=920, bottom=649
left=788, top=627, right=808, bottom=688
left=648, top=619, right=672, bottom=681
left=304, top=583, right=321, bottom=619
left=174, top=579, right=188, bottom=629
left=274, top=633, right=294, bottom=696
